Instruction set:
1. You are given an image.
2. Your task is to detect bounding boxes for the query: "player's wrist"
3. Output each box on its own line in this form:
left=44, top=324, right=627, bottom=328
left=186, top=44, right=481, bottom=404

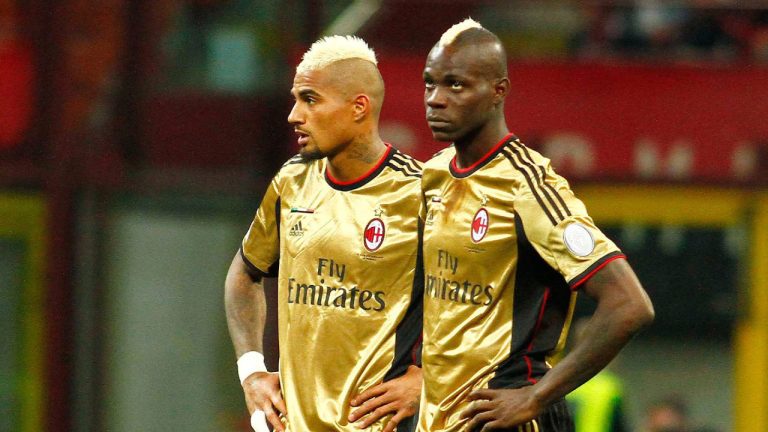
left=237, top=351, right=268, bottom=384
left=530, top=380, right=559, bottom=409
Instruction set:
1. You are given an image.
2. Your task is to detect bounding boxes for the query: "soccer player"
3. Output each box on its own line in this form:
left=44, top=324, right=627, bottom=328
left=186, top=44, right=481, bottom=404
left=418, top=19, right=655, bottom=432
left=225, top=35, right=423, bottom=432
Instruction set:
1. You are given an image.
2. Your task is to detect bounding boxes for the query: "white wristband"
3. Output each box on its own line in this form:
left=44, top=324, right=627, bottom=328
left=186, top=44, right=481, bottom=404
left=250, top=410, right=270, bottom=432
left=237, top=351, right=268, bottom=384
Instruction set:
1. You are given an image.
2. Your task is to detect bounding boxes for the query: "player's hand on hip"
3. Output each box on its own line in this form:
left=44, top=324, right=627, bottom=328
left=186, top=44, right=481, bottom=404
left=348, top=365, right=422, bottom=431
left=462, top=386, right=542, bottom=431
left=242, top=371, right=287, bottom=432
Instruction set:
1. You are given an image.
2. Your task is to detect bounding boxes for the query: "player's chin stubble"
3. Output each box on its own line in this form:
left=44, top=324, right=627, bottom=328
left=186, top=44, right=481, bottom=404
left=299, top=146, right=324, bottom=160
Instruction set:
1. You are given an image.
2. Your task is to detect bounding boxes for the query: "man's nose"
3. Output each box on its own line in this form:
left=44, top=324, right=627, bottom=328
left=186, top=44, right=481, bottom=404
left=426, top=87, right=448, bottom=108
left=287, top=103, right=303, bottom=125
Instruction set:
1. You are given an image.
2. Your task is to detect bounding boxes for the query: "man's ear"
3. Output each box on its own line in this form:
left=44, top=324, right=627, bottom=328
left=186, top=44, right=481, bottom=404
left=352, top=94, right=371, bottom=121
left=493, top=78, right=510, bottom=105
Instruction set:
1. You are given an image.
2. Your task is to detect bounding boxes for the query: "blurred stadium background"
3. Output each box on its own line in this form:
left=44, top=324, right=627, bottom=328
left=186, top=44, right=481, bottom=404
left=1, top=0, right=767, bottom=431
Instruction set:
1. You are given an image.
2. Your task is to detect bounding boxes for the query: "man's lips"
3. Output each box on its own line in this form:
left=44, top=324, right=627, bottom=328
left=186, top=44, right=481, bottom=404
left=295, top=130, right=309, bottom=146
left=427, top=117, right=451, bottom=130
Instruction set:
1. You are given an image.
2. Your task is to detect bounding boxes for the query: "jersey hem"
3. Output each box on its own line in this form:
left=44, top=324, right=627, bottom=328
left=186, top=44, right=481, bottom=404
left=239, top=246, right=272, bottom=275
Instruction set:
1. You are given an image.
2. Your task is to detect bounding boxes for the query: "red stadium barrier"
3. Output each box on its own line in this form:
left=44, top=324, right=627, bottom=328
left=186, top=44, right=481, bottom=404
left=0, top=40, right=34, bottom=150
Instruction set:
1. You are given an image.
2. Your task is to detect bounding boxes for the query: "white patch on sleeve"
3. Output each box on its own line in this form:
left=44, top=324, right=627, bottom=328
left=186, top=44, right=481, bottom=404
left=563, top=222, right=595, bottom=257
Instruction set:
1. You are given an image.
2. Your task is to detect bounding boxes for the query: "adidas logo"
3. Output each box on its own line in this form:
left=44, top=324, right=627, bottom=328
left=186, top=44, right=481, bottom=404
left=289, top=220, right=305, bottom=237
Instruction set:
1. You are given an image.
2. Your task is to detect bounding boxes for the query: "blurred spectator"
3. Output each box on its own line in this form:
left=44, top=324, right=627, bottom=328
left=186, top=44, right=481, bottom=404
left=676, top=8, right=739, bottom=60
left=570, top=1, right=768, bottom=62
left=642, top=394, right=722, bottom=432
left=571, top=1, right=687, bottom=59
left=567, top=369, right=628, bottom=432
left=643, top=395, right=691, bottom=432
left=750, top=10, right=768, bottom=62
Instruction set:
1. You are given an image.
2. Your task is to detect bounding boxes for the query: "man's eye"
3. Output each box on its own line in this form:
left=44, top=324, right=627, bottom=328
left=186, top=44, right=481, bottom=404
left=451, top=81, right=463, bottom=90
left=424, top=81, right=435, bottom=90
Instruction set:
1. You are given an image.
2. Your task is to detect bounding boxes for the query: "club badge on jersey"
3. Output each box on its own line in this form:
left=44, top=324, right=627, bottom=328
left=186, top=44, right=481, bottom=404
left=363, top=205, right=386, bottom=252
left=364, top=218, right=385, bottom=251
left=470, top=208, right=489, bottom=243
left=471, top=194, right=490, bottom=243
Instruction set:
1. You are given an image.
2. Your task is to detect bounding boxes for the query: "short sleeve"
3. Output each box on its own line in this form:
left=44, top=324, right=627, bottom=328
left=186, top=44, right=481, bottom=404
left=241, top=176, right=281, bottom=274
left=515, top=177, right=624, bottom=290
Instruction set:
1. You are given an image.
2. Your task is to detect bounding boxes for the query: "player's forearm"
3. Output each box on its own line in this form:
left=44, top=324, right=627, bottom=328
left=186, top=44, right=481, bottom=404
left=531, top=261, right=654, bottom=406
left=225, top=253, right=268, bottom=356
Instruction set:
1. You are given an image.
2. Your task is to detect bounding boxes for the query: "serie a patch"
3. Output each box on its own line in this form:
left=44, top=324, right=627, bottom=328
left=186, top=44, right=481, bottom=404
left=563, top=222, right=595, bottom=257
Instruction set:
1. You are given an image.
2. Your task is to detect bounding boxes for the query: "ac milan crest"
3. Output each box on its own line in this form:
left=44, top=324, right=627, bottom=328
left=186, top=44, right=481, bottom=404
left=364, top=218, right=386, bottom=251
left=471, top=208, right=489, bottom=243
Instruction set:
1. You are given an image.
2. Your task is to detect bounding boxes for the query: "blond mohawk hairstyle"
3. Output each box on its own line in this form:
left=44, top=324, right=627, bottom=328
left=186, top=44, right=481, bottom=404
left=296, top=35, right=377, bottom=74
left=438, top=17, right=484, bottom=46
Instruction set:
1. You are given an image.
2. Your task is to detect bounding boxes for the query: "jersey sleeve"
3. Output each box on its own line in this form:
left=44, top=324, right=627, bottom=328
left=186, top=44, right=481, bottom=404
left=241, top=175, right=281, bottom=275
left=514, top=172, right=624, bottom=290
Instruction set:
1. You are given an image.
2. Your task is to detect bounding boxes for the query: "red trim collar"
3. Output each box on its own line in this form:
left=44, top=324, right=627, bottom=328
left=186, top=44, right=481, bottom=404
left=450, top=133, right=514, bottom=174
left=326, top=143, right=392, bottom=186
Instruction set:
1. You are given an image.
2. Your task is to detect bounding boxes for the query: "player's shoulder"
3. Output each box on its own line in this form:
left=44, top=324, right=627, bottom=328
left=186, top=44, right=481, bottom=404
left=281, top=153, right=311, bottom=168
left=494, top=136, right=552, bottom=175
left=385, top=146, right=423, bottom=181
left=277, top=153, right=319, bottom=176
left=423, top=145, right=455, bottom=171
left=499, top=137, right=573, bottom=196
left=506, top=136, right=549, bottom=164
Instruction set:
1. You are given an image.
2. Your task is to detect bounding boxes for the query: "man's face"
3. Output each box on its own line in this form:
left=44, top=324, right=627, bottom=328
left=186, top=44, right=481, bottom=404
left=645, top=406, right=688, bottom=432
left=423, top=45, right=498, bottom=142
left=288, top=68, right=353, bottom=159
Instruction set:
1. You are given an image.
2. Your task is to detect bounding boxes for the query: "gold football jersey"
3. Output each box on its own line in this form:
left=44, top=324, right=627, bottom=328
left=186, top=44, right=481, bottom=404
left=241, top=144, right=423, bottom=431
left=419, top=134, right=624, bottom=432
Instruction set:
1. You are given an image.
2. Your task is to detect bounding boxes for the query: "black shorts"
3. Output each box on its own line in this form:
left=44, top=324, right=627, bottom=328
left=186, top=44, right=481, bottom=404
left=472, top=398, right=574, bottom=432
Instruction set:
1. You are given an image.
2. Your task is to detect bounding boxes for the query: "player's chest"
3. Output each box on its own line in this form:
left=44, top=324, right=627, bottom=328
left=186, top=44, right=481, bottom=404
left=280, top=189, right=416, bottom=260
left=423, top=177, right=518, bottom=259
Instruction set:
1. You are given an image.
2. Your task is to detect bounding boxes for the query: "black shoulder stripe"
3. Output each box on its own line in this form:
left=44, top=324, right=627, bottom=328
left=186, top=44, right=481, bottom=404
left=392, top=153, right=420, bottom=172
left=386, top=162, right=422, bottom=178
left=519, top=145, right=571, bottom=217
left=389, top=161, right=421, bottom=177
left=506, top=144, right=564, bottom=221
left=389, top=157, right=422, bottom=176
left=506, top=143, right=569, bottom=222
left=392, top=153, right=423, bottom=173
left=501, top=148, right=558, bottom=226
left=387, top=162, right=422, bottom=178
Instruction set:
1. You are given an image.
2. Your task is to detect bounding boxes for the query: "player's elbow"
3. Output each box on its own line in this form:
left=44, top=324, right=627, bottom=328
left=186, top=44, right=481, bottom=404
left=623, top=293, right=655, bottom=335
